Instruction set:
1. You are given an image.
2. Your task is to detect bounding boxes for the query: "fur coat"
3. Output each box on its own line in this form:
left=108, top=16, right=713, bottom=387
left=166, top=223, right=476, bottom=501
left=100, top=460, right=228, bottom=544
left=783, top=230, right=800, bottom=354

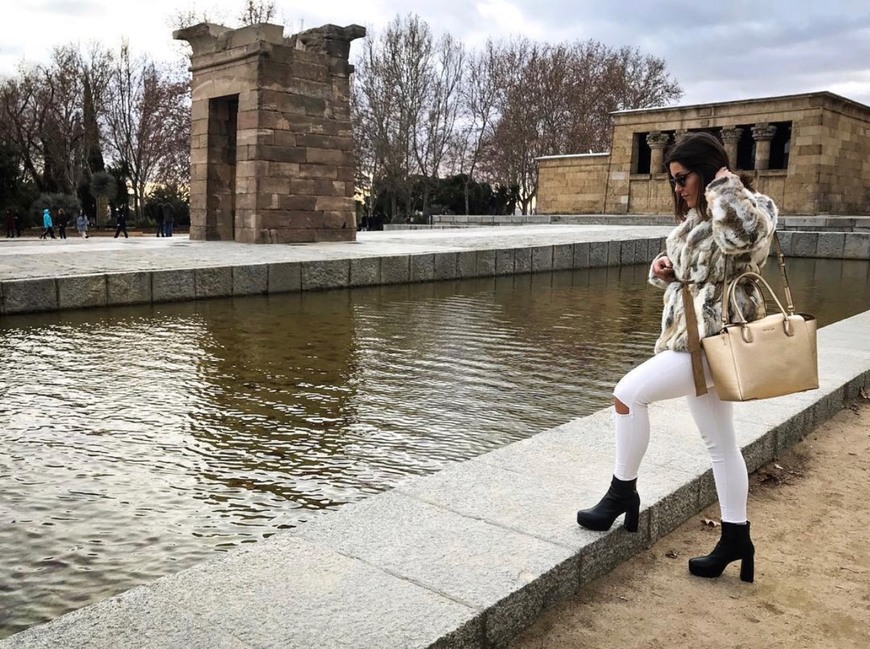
left=649, top=174, right=779, bottom=354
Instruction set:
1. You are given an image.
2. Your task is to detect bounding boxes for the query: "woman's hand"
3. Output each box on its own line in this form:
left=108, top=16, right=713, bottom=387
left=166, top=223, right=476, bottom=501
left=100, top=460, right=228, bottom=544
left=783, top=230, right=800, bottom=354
left=651, top=255, right=675, bottom=282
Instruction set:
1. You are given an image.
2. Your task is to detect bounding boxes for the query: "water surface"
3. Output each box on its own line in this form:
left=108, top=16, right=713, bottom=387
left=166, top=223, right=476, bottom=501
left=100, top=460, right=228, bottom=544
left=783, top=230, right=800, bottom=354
left=1, top=259, right=868, bottom=637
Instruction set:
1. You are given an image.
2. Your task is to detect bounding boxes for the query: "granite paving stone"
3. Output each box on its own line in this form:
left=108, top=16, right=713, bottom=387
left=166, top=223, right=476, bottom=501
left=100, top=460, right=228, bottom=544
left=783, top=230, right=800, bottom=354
left=57, top=274, right=107, bottom=310
left=106, top=272, right=151, bottom=305
left=232, top=264, right=268, bottom=295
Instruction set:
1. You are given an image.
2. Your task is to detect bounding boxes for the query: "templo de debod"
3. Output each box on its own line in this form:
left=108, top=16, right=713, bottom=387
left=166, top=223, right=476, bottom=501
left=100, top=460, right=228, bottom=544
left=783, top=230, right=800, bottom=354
left=174, top=22, right=365, bottom=243
left=537, top=91, right=870, bottom=216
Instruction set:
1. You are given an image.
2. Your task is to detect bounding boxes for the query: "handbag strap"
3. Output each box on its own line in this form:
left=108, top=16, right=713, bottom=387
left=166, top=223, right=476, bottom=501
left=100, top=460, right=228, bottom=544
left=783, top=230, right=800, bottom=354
left=771, top=231, right=795, bottom=315
left=681, top=282, right=709, bottom=398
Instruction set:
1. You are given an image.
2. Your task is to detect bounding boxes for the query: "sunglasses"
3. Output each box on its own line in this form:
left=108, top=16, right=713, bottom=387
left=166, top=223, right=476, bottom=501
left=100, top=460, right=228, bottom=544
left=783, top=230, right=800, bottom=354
left=668, top=171, right=694, bottom=188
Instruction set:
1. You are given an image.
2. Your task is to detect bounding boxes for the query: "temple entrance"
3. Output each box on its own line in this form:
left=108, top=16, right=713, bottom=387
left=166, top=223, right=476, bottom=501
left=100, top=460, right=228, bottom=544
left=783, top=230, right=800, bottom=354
left=207, top=95, right=238, bottom=240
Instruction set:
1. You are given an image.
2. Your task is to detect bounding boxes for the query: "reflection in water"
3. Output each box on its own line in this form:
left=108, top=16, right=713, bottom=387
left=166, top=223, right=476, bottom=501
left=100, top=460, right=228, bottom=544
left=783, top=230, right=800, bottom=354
left=1, top=259, right=868, bottom=636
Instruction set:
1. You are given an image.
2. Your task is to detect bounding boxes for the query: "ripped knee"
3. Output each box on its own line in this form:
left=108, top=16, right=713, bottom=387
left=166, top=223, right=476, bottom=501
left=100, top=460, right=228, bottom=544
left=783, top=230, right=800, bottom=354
left=614, top=397, right=630, bottom=415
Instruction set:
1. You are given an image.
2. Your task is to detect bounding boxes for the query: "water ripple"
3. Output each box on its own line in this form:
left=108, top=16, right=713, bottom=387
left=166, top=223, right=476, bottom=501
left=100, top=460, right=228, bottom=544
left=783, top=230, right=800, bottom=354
left=0, top=259, right=868, bottom=637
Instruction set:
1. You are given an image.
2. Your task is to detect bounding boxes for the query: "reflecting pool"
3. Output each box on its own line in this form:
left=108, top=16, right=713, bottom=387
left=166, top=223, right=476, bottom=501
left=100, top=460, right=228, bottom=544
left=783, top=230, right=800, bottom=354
left=1, top=258, right=868, bottom=637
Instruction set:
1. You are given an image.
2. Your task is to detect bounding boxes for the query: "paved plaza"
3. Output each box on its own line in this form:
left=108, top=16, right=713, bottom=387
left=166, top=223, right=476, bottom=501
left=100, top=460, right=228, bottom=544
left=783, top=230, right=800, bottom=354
left=0, top=225, right=672, bottom=282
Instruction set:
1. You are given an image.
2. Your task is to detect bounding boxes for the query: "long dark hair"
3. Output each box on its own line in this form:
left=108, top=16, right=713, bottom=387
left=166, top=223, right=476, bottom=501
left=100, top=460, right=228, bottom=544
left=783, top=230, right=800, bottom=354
left=664, top=131, right=754, bottom=221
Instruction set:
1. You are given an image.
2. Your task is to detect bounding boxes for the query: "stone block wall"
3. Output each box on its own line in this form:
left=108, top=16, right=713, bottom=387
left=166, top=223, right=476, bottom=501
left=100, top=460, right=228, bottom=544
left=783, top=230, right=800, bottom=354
left=816, top=105, right=870, bottom=214
left=536, top=154, right=609, bottom=214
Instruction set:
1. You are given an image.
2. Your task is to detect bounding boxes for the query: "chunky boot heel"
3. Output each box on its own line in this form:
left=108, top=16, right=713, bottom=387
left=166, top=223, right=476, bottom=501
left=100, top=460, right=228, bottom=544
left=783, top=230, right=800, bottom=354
left=688, top=521, right=755, bottom=582
left=739, top=554, right=755, bottom=583
left=576, top=476, right=640, bottom=533
left=622, top=501, right=640, bottom=533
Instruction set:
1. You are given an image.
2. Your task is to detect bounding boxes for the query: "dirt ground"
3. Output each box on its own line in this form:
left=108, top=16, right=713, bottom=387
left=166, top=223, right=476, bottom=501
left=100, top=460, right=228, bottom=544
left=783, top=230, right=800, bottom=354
left=510, top=395, right=870, bottom=649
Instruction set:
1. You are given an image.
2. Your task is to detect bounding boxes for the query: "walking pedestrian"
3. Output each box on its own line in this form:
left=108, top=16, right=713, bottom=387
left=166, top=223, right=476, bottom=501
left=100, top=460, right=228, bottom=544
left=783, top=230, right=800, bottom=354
left=113, top=205, right=129, bottom=239
left=40, top=208, right=56, bottom=239
left=155, top=202, right=164, bottom=237
left=4, top=209, right=14, bottom=238
left=57, top=208, right=69, bottom=239
left=76, top=210, right=89, bottom=238
left=575, top=132, right=779, bottom=584
left=162, top=201, right=175, bottom=237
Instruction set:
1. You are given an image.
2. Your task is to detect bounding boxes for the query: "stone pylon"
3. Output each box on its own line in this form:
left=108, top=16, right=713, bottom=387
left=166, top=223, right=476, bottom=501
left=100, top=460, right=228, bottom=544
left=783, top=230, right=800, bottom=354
left=174, top=22, right=366, bottom=243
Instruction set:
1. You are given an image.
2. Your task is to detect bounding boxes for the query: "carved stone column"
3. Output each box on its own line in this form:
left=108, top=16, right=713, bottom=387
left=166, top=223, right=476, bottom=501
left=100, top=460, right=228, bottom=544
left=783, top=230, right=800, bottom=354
left=646, top=131, right=670, bottom=174
left=751, top=123, right=777, bottom=171
left=719, top=127, right=743, bottom=170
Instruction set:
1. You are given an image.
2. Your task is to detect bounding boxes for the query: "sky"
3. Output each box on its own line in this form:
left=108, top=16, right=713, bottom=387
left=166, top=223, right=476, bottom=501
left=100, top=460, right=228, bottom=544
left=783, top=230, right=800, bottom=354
left=2, top=0, right=870, bottom=107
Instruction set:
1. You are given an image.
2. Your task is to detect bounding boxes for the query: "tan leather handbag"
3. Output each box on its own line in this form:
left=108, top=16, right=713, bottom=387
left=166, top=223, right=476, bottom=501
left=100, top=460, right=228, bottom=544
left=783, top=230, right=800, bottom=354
left=700, top=260, right=819, bottom=401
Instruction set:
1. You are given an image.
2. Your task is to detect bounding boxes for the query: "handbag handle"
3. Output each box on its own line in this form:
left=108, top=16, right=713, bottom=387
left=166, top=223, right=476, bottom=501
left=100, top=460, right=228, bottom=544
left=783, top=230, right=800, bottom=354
left=725, top=271, right=790, bottom=322
left=719, top=230, right=794, bottom=327
left=724, top=271, right=797, bottom=341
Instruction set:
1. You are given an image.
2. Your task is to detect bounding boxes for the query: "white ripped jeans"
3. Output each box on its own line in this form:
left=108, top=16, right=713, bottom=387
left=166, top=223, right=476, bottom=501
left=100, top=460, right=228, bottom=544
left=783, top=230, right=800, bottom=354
left=612, top=350, right=748, bottom=523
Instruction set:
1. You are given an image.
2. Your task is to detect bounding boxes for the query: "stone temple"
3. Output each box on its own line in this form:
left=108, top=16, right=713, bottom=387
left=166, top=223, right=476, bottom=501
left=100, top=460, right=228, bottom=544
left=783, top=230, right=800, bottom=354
left=537, top=91, right=870, bottom=216
left=174, top=22, right=365, bottom=243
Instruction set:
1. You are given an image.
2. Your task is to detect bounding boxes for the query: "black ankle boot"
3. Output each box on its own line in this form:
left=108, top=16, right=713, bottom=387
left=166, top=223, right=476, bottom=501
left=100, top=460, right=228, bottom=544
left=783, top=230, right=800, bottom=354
left=688, top=521, right=755, bottom=582
left=576, top=476, right=640, bottom=532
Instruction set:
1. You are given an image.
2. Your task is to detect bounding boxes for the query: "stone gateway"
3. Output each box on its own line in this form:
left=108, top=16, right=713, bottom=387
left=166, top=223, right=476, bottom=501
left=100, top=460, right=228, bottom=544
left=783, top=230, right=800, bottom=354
left=174, top=22, right=366, bottom=243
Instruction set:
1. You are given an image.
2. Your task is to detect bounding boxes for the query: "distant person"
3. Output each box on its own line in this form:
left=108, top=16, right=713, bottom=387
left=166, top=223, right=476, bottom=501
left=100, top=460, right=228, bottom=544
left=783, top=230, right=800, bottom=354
left=76, top=210, right=89, bottom=238
left=14, top=210, right=22, bottom=237
left=155, top=202, right=165, bottom=237
left=4, top=209, right=14, bottom=238
left=113, top=205, right=129, bottom=239
left=57, top=208, right=69, bottom=239
left=162, top=201, right=175, bottom=237
left=40, top=208, right=55, bottom=239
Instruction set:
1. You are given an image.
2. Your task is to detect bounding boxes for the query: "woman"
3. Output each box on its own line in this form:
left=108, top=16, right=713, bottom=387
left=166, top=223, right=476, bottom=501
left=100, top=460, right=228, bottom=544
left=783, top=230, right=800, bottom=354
left=576, top=132, right=778, bottom=583
left=57, top=208, right=68, bottom=239
left=76, top=210, right=89, bottom=238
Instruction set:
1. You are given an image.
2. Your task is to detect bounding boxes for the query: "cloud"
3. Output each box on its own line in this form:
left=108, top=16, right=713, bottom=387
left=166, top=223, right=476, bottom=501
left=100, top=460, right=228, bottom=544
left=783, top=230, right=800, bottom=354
left=475, top=0, right=544, bottom=38
left=1, top=0, right=870, bottom=107
left=38, top=0, right=103, bottom=17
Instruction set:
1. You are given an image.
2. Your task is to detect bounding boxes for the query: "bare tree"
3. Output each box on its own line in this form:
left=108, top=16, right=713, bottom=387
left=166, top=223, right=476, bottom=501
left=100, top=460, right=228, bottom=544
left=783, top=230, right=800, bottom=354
left=350, top=74, right=380, bottom=224
left=41, top=47, right=87, bottom=195
left=451, top=39, right=505, bottom=214
left=480, top=39, right=682, bottom=214
left=0, top=65, right=54, bottom=192
left=172, top=0, right=274, bottom=29
left=104, top=43, right=190, bottom=219
left=351, top=16, right=682, bottom=218
left=412, top=32, right=464, bottom=218
left=608, top=46, right=682, bottom=111
left=0, top=45, right=112, bottom=196
left=477, top=38, right=541, bottom=215
left=353, top=14, right=433, bottom=220
left=238, top=0, right=276, bottom=25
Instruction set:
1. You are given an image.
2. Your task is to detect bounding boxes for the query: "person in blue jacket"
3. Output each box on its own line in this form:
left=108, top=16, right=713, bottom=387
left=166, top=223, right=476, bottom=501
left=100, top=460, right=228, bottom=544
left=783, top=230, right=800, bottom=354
left=40, top=208, right=56, bottom=239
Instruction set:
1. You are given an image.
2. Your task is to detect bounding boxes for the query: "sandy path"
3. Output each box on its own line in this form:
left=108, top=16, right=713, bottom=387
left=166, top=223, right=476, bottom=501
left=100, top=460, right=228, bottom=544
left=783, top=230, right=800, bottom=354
left=511, top=396, right=870, bottom=649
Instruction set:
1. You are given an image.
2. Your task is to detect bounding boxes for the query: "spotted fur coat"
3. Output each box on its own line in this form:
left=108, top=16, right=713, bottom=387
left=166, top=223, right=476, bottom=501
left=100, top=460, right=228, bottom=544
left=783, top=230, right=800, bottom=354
left=649, top=174, right=779, bottom=354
